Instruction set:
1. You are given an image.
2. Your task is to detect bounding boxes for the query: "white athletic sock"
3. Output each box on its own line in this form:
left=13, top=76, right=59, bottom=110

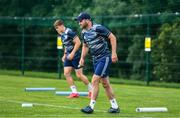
left=110, top=98, right=118, bottom=109
left=89, top=99, right=96, bottom=109
left=70, top=85, right=77, bottom=93
left=87, top=83, right=92, bottom=92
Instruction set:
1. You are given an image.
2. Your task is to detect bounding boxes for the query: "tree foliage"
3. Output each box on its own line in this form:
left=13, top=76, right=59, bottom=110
left=0, top=0, right=179, bottom=82
left=152, top=20, right=180, bottom=82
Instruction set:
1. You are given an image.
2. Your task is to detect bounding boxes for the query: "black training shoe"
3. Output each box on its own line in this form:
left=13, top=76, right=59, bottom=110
left=81, top=106, right=94, bottom=114
left=108, top=107, right=120, bottom=113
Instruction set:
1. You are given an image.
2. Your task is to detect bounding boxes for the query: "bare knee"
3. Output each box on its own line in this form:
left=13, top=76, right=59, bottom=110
left=102, top=81, right=110, bottom=89
left=64, top=72, right=71, bottom=78
left=76, top=71, right=82, bottom=78
left=64, top=67, right=72, bottom=78
left=92, top=76, right=100, bottom=86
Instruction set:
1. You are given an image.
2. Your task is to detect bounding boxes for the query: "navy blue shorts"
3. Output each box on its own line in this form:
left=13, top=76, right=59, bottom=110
left=93, top=56, right=112, bottom=78
left=64, top=57, right=80, bottom=70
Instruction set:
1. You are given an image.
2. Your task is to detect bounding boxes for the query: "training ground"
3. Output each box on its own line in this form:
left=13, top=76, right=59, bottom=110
left=0, top=74, right=180, bottom=117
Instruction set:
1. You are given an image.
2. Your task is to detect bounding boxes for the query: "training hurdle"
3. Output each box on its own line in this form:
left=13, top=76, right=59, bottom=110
left=136, top=107, right=168, bottom=112
left=25, top=88, right=56, bottom=91
left=55, top=91, right=88, bottom=96
left=22, top=103, right=33, bottom=107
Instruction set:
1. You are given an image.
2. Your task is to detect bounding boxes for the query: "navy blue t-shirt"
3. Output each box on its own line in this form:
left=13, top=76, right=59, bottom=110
left=82, top=24, right=111, bottom=60
left=59, top=28, right=80, bottom=59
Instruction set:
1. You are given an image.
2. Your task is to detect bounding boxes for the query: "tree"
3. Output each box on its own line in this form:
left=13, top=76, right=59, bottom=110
left=126, top=34, right=145, bottom=80
left=152, top=19, right=180, bottom=82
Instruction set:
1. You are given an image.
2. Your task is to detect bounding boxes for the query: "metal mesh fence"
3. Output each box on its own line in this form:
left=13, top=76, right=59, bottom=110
left=0, top=13, right=179, bottom=83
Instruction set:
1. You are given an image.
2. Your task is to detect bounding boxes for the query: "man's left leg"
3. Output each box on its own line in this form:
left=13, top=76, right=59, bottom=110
left=101, top=77, right=120, bottom=113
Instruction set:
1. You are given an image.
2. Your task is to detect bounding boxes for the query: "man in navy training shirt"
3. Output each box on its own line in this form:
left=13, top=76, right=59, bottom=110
left=54, top=19, right=92, bottom=98
left=75, top=13, right=120, bottom=113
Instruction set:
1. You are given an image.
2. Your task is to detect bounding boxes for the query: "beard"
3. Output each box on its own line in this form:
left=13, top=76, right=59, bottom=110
left=81, top=21, right=88, bottom=29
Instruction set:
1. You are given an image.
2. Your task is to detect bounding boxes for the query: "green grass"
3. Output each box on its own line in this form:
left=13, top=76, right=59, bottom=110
left=0, top=69, right=180, bottom=89
left=0, top=75, right=180, bottom=117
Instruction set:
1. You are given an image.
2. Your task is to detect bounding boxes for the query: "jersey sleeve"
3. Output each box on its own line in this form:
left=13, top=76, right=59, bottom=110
left=95, top=25, right=111, bottom=38
left=67, top=29, right=77, bottom=40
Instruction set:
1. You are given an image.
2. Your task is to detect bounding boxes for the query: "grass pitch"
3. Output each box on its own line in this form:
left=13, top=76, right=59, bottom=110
left=0, top=74, right=180, bottom=117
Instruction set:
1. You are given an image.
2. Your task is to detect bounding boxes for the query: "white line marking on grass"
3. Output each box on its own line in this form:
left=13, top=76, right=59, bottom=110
left=0, top=98, right=106, bottom=113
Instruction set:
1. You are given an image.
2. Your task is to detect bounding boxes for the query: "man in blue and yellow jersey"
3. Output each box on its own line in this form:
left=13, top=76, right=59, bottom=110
left=75, top=12, right=120, bottom=114
left=54, top=19, right=92, bottom=98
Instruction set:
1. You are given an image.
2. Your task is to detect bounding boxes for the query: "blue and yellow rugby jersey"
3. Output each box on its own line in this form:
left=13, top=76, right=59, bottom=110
left=59, top=28, right=81, bottom=59
left=82, top=24, right=111, bottom=60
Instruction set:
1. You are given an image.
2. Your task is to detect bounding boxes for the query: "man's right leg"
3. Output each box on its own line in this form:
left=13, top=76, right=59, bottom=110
left=64, top=67, right=79, bottom=98
left=81, top=74, right=101, bottom=113
left=91, top=74, right=101, bottom=101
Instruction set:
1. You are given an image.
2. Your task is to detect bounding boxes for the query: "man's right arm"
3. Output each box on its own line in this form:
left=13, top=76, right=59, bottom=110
left=79, top=43, right=89, bottom=66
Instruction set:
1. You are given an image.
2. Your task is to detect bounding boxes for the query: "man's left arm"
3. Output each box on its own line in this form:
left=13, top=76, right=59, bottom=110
left=108, top=33, right=118, bottom=63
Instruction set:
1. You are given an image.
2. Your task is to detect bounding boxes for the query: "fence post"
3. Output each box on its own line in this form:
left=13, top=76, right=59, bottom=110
left=145, top=16, right=151, bottom=85
left=21, top=17, right=25, bottom=75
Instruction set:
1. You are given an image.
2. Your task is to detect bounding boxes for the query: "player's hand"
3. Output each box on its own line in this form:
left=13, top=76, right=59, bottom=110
left=79, top=58, right=84, bottom=67
left=62, top=55, right=66, bottom=62
left=67, top=53, right=74, bottom=60
left=112, top=52, right=118, bottom=63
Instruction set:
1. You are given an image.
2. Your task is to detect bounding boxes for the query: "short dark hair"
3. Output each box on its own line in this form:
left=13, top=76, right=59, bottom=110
left=54, top=20, right=64, bottom=28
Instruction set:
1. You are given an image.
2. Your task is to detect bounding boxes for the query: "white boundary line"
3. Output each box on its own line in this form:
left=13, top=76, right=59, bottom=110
left=0, top=98, right=106, bottom=113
